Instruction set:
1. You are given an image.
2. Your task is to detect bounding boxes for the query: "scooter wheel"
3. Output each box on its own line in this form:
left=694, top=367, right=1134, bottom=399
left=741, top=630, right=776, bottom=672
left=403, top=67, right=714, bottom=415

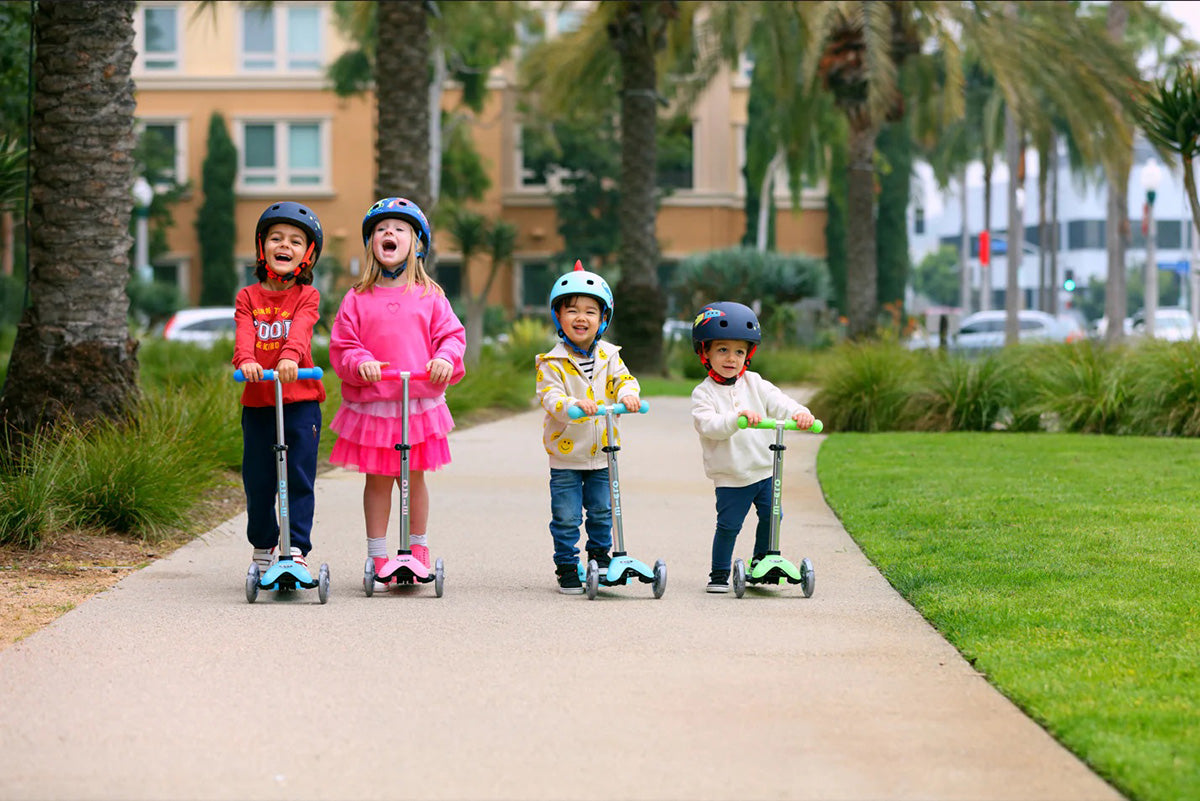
left=652, top=559, right=667, bottom=599
left=585, top=559, right=599, bottom=600
left=245, top=564, right=260, bottom=604
left=732, top=559, right=747, bottom=599
left=800, top=557, right=815, bottom=598
left=434, top=558, right=445, bottom=598
left=318, top=563, right=331, bottom=604
left=363, top=556, right=375, bottom=597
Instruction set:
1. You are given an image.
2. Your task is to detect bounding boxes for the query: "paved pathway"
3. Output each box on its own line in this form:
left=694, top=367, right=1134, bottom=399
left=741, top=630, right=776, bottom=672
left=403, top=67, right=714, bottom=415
left=0, top=396, right=1122, bottom=800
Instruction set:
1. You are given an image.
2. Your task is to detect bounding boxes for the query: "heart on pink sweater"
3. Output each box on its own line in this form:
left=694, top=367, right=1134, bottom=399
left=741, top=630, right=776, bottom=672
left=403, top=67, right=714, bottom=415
left=387, top=302, right=400, bottom=314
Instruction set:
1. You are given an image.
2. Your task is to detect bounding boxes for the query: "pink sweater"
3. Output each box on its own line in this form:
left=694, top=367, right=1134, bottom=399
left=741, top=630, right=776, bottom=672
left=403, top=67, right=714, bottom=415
left=329, top=284, right=466, bottom=403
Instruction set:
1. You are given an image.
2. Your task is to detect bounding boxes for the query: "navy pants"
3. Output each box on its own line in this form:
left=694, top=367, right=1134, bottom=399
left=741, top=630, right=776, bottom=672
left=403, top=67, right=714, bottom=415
left=241, top=400, right=321, bottom=556
left=548, top=468, right=612, bottom=565
left=711, top=477, right=774, bottom=572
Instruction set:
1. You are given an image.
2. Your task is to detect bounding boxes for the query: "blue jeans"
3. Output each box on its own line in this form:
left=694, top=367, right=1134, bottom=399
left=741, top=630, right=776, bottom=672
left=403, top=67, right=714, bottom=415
left=711, top=477, right=774, bottom=572
left=548, top=468, right=612, bottom=565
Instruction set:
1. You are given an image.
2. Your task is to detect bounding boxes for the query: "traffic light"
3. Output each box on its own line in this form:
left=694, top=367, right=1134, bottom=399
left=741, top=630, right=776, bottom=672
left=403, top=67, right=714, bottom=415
left=1063, top=269, right=1076, bottom=292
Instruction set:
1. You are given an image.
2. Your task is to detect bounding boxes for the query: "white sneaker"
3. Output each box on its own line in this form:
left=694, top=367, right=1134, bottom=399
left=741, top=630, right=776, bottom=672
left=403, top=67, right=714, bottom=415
left=289, top=547, right=308, bottom=570
left=252, top=547, right=275, bottom=573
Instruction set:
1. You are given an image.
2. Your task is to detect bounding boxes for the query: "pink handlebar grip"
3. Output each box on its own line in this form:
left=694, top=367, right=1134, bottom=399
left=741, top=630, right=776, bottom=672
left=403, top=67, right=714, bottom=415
left=380, top=367, right=430, bottom=381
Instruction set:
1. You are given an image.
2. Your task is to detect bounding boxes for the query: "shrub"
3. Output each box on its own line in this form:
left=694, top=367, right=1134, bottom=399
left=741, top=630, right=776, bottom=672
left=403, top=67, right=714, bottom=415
left=809, top=342, right=921, bottom=431
left=909, top=351, right=1015, bottom=432
left=1126, top=339, right=1200, bottom=436
left=1027, top=341, right=1131, bottom=434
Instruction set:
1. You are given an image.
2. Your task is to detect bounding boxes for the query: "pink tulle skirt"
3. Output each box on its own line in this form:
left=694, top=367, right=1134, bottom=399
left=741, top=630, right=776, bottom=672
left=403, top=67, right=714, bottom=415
left=330, top=396, right=454, bottom=475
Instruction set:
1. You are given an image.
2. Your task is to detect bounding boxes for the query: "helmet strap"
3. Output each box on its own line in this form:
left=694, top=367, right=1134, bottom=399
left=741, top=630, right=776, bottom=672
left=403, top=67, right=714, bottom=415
left=699, top=344, right=756, bottom=386
left=380, top=260, right=407, bottom=279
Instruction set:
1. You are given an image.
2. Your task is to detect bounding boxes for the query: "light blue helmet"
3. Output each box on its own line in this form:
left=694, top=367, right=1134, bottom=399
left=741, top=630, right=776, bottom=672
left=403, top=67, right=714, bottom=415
left=549, top=260, right=614, bottom=343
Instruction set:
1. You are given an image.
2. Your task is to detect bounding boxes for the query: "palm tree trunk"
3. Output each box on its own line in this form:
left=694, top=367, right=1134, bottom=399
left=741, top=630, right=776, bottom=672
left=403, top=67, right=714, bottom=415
left=1103, top=0, right=1129, bottom=345
left=1050, top=137, right=1060, bottom=312
left=0, top=0, right=139, bottom=439
left=611, top=2, right=665, bottom=373
left=375, top=1, right=430, bottom=211
left=1037, top=141, right=1049, bottom=313
left=756, top=148, right=784, bottom=252
left=1004, top=104, right=1021, bottom=346
left=845, top=122, right=878, bottom=339
left=959, top=167, right=970, bottom=314
left=982, top=163, right=993, bottom=312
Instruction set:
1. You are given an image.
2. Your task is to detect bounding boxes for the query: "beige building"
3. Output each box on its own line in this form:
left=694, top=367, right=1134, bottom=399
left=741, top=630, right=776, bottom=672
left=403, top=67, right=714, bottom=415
left=132, top=1, right=826, bottom=317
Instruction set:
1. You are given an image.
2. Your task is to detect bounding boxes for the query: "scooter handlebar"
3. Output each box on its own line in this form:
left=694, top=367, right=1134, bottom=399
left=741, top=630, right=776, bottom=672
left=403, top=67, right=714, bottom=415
left=234, top=366, right=324, bottom=383
left=737, top=415, right=823, bottom=434
left=379, top=367, right=431, bottom=381
left=568, top=401, right=650, bottom=419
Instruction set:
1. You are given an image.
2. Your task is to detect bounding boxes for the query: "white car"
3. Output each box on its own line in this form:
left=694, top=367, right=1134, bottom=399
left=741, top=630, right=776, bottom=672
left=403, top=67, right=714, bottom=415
left=1130, top=308, right=1197, bottom=342
left=924, top=310, right=1077, bottom=353
left=161, top=307, right=236, bottom=347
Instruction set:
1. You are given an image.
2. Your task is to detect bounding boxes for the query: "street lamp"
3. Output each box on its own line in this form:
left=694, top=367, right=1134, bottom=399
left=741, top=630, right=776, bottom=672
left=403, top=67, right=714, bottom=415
left=1142, top=157, right=1163, bottom=339
left=132, top=176, right=154, bottom=283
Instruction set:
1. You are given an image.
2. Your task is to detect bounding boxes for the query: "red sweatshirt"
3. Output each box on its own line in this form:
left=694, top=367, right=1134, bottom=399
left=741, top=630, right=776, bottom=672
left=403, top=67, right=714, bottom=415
left=232, top=283, right=326, bottom=408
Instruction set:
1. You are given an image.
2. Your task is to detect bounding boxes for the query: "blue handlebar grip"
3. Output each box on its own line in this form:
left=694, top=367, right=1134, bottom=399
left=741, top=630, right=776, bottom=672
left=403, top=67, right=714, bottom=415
left=567, top=400, right=651, bottom=419
left=234, top=366, right=324, bottom=383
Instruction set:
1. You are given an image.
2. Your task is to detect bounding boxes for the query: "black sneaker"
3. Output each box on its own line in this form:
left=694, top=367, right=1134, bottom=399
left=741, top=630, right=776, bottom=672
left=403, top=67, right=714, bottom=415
left=586, top=548, right=611, bottom=571
left=707, top=569, right=731, bottom=593
left=750, top=553, right=765, bottom=571
left=555, top=563, right=583, bottom=595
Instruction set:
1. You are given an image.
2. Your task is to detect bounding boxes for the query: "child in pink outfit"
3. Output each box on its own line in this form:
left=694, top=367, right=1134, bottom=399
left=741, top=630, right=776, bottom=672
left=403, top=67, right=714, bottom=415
left=329, top=198, right=466, bottom=579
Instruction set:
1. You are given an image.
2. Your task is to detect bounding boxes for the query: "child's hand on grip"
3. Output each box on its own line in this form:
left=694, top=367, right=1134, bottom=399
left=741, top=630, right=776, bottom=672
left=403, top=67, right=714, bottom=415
left=739, top=409, right=762, bottom=427
left=239, top=361, right=264, bottom=382
left=427, top=358, right=453, bottom=384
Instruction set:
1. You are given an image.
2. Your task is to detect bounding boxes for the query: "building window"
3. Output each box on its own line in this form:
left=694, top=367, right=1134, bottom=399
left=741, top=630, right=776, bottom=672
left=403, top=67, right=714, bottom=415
left=139, top=4, right=180, bottom=71
left=138, top=120, right=187, bottom=188
left=658, top=116, right=694, bottom=191
left=241, top=4, right=322, bottom=73
left=914, top=206, right=925, bottom=235
left=1067, top=219, right=1106, bottom=250
left=521, top=262, right=555, bottom=310
left=237, top=121, right=327, bottom=191
left=437, top=263, right=462, bottom=301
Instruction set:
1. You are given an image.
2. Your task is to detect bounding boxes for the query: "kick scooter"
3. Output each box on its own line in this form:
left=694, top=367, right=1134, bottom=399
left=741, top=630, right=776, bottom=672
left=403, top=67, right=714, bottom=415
left=567, top=401, right=667, bottom=600
left=362, top=367, right=445, bottom=597
left=234, top=366, right=330, bottom=604
left=730, top=415, right=823, bottom=599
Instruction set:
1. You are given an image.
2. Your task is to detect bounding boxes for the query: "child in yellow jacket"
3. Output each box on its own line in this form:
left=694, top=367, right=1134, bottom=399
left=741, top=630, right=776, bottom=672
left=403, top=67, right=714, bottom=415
left=535, top=261, right=640, bottom=594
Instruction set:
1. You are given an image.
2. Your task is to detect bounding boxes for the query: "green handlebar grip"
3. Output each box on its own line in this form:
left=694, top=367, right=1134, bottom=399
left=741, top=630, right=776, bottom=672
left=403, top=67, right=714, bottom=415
left=737, top=415, right=823, bottom=434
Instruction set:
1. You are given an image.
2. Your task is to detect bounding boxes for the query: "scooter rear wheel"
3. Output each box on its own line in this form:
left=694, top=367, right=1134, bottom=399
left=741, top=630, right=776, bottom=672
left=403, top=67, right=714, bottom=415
left=652, top=559, right=667, bottom=599
left=318, top=563, right=331, bottom=604
left=362, top=556, right=375, bottom=597
left=732, top=559, right=747, bottom=599
left=585, top=560, right=600, bottom=600
left=800, top=557, right=815, bottom=598
left=245, top=564, right=260, bottom=604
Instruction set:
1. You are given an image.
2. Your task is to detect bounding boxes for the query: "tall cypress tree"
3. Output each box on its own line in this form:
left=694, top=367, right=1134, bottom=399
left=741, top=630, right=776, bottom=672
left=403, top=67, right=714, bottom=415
left=825, top=133, right=848, bottom=316
left=196, top=113, right=237, bottom=305
left=876, top=121, right=912, bottom=309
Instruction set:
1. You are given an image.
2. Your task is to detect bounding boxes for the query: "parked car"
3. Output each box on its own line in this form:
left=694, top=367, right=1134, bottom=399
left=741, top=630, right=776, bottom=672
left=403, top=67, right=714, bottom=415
left=1129, top=308, right=1197, bottom=342
left=160, top=307, right=236, bottom=347
left=913, top=309, right=1079, bottom=354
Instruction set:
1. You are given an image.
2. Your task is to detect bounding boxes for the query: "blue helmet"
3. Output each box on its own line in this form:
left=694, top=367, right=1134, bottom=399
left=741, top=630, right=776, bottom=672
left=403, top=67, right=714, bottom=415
left=362, top=197, right=431, bottom=257
left=691, top=301, right=761, bottom=351
left=549, top=260, right=614, bottom=342
left=691, top=301, right=761, bottom=384
left=255, top=201, right=323, bottom=274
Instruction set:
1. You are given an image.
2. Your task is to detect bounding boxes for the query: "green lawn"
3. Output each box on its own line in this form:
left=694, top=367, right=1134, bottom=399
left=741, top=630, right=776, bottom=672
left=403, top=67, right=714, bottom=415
left=817, top=432, right=1200, bottom=801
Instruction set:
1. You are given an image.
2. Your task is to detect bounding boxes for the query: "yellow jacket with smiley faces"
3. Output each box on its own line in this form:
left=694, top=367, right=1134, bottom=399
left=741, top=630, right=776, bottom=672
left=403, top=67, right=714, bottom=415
left=535, top=340, right=640, bottom=470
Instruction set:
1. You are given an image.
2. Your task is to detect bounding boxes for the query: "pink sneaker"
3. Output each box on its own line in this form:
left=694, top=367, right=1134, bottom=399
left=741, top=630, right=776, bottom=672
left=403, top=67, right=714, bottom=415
left=410, top=544, right=431, bottom=569
left=372, top=556, right=390, bottom=592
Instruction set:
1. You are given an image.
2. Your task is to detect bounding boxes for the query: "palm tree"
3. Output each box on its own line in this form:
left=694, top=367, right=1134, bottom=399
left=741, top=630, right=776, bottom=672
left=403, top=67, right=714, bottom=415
left=0, top=0, right=139, bottom=439
left=1141, top=65, right=1200, bottom=238
left=447, top=209, right=489, bottom=366
left=375, top=1, right=431, bottom=208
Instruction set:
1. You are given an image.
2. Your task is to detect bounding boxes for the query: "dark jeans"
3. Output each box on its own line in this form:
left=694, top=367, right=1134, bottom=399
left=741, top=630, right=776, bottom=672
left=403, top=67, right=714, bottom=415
left=548, top=467, right=612, bottom=565
left=241, top=400, right=321, bottom=556
left=711, top=477, right=774, bottom=572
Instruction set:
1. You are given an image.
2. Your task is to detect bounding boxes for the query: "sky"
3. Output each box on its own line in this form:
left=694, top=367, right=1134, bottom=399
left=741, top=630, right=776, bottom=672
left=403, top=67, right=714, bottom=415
left=1162, top=1, right=1200, bottom=43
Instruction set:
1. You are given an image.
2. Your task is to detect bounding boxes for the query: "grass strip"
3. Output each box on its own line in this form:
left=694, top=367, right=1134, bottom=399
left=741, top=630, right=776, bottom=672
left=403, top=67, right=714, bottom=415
left=818, top=432, right=1200, bottom=801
